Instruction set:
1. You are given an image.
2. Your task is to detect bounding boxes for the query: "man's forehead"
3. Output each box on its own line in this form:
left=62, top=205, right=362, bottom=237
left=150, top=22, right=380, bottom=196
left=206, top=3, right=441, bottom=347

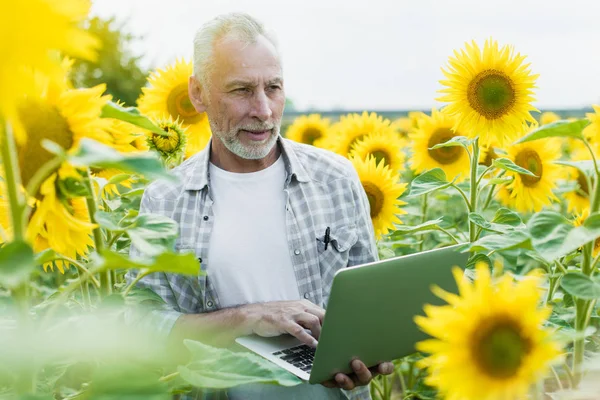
left=212, top=35, right=282, bottom=84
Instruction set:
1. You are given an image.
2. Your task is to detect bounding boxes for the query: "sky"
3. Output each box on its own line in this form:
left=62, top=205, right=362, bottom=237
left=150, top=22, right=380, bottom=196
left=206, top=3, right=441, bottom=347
left=91, top=0, right=600, bottom=111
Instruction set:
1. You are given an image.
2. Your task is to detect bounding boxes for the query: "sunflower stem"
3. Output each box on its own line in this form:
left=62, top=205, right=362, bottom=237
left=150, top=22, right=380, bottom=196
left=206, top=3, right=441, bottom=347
left=450, top=184, right=470, bottom=211
left=582, top=138, right=600, bottom=176
left=469, top=138, right=480, bottom=242
left=418, top=194, right=428, bottom=252
left=83, top=168, right=111, bottom=297
left=1, top=121, right=35, bottom=394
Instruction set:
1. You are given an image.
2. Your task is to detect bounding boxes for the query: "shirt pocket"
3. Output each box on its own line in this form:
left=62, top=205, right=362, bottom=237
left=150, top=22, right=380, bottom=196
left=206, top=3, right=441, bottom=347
left=316, top=225, right=358, bottom=269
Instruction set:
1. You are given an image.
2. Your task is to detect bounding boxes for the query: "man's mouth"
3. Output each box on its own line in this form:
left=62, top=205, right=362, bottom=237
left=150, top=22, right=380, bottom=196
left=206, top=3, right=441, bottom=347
left=240, top=129, right=272, bottom=141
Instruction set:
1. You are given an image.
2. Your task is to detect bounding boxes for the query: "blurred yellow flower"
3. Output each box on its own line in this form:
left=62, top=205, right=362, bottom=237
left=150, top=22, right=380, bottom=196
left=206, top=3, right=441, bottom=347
left=437, top=39, right=538, bottom=147
left=540, top=111, right=561, bottom=125
left=409, top=109, right=470, bottom=182
left=16, top=79, right=112, bottom=192
left=564, top=148, right=591, bottom=215
left=285, top=114, right=331, bottom=146
left=0, top=0, right=98, bottom=143
left=504, top=136, right=563, bottom=212
left=583, top=105, right=600, bottom=154
left=320, top=112, right=394, bottom=157
left=350, top=155, right=406, bottom=238
left=137, top=59, right=211, bottom=158
left=349, top=131, right=406, bottom=173
left=27, top=175, right=96, bottom=273
left=415, top=263, right=561, bottom=400
left=390, top=117, right=412, bottom=138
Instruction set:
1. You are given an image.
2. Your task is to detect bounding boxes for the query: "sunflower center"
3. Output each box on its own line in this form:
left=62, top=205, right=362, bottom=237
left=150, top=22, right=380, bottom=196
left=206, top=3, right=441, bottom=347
left=167, top=83, right=204, bottom=124
left=302, top=127, right=323, bottom=145
left=472, top=318, right=531, bottom=379
left=515, top=149, right=543, bottom=186
left=17, top=99, right=73, bottom=190
left=479, top=146, right=499, bottom=167
left=362, top=181, right=384, bottom=218
left=427, top=128, right=463, bottom=165
left=467, top=70, right=516, bottom=120
left=348, top=133, right=368, bottom=153
left=371, top=150, right=390, bottom=167
left=577, top=172, right=590, bottom=198
left=152, top=126, right=181, bottom=153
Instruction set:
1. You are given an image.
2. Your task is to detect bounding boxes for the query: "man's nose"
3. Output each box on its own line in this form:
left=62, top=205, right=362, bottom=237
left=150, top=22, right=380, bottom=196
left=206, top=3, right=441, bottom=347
left=249, top=90, right=273, bottom=121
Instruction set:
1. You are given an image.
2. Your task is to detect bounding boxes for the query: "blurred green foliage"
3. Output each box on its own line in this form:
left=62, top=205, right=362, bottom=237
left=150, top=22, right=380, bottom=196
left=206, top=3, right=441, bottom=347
left=70, top=16, right=149, bottom=106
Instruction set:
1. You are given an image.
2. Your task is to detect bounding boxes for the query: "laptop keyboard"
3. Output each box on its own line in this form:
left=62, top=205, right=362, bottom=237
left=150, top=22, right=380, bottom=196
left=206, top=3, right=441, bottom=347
left=272, top=344, right=315, bottom=372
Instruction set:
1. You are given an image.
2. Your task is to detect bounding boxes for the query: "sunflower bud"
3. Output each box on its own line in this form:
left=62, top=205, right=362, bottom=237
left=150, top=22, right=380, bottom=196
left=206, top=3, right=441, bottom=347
left=146, top=118, right=187, bottom=168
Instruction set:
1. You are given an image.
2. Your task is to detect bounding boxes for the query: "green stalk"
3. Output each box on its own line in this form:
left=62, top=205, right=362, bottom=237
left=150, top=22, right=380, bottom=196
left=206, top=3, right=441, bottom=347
left=83, top=168, right=111, bottom=297
left=1, top=121, right=35, bottom=394
left=469, top=138, right=480, bottom=242
left=572, top=140, right=600, bottom=384
left=418, top=194, right=428, bottom=252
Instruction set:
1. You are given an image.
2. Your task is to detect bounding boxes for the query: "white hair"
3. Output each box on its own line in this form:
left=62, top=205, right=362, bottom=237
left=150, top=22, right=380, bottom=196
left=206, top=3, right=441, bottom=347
left=193, top=12, right=279, bottom=87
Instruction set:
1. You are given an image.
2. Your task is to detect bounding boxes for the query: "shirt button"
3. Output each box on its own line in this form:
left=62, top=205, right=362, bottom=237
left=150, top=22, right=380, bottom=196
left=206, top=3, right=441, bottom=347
left=206, top=300, right=214, bottom=308
left=303, top=292, right=310, bottom=299
left=203, top=215, right=209, bottom=221
left=197, top=257, right=202, bottom=263
left=294, top=249, right=301, bottom=255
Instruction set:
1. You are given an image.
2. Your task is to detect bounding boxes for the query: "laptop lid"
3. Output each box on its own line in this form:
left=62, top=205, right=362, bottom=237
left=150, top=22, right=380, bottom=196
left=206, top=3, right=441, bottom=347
left=308, top=244, right=469, bottom=384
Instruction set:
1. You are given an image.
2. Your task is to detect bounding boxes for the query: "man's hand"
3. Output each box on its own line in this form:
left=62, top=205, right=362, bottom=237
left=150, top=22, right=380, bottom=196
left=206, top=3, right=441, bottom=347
left=242, top=300, right=325, bottom=347
left=321, top=359, right=394, bottom=390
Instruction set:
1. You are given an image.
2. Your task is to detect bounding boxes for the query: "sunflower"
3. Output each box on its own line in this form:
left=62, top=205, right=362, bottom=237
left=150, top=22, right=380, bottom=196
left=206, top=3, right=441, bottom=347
left=504, top=136, right=563, bottom=212
left=573, top=209, right=600, bottom=257
left=285, top=114, right=331, bottom=146
left=564, top=148, right=592, bottom=214
left=408, top=111, right=427, bottom=128
left=0, top=0, right=98, bottom=143
left=320, top=112, right=395, bottom=157
left=540, top=111, right=561, bottom=125
left=146, top=117, right=188, bottom=168
left=350, top=155, right=407, bottom=238
left=583, top=105, right=600, bottom=153
left=27, top=174, right=96, bottom=273
left=409, top=108, right=470, bottom=182
left=437, top=39, right=538, bottom=147
left=137, top=59, right=212, bottom=158
left=16, top=78, right=112, bottom=192
left=389, top=117, right=413, bottom=139
left=415, top=263, right=561, bottom=400
left=349, top=131, right=406, bottom=173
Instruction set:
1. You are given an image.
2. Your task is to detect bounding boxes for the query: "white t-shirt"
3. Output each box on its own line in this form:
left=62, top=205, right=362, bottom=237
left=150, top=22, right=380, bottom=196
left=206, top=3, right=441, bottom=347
left=207, top=155, right=301, bottom=308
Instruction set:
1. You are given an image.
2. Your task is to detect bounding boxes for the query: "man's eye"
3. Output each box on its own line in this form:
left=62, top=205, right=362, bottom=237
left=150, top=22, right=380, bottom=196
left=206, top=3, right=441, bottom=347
left=269, top=85, right=281, bottom=91
left=234, top=88, right=249, bottom=93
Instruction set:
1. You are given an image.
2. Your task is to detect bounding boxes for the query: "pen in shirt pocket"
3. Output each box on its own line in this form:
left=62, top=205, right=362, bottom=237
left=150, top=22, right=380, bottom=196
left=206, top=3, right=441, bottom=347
left=324, top=226, right=330, bottom=250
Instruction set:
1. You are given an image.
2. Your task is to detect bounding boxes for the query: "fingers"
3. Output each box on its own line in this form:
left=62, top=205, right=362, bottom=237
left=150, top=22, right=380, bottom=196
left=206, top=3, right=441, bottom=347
left=324, top=360, right=393, bottom=390
left=304, top=307, right=325, bottom=325
left=294, top=312, right=322, bottom=339
left=351, top=359, right=373, bottom=385
left=284, top=322, right=318, bottom=348
left=377, top=362, right=394, bottom=375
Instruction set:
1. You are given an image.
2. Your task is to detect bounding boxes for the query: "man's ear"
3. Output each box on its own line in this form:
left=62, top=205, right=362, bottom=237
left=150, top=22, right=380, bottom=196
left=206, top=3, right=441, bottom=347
left=188, top=76, right=207, bottom=113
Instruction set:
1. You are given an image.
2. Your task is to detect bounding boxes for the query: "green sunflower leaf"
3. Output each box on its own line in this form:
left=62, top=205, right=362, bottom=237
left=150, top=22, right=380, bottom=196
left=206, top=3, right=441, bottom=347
left=0, top=240, right=36, bottom=289
left=515, top=119, right=590, bottom=144
left=554, top=160, right=596, bottom=178
left=68, top=138, right=175, bottom=181
left=101, top=101, right=166, bottom=136
left=561, top=273, right=600, bottom=300
left=528, top=211, right=600, bottom=262
left=428, top=136, right=474, bottom=150
left=178, top=339, right=301, bottom=389
left=468, top=212, right=523, bottom=234
left=492, top=158, right=536, bottom=177
left=126, top=214, right=179, bottom=256
left=388, top=218, right=444, bottom=238
left=466, top=253, right=492, bottom=269
left=463, top=231, right=531, bottom=253
left=488, top=176, right=513, bottom=185
left=92, top=249, right=201, bottom=276
left=407, top=168, right=452, bottom=198
left=492, top=208, right=524, bottom=227
left=106, top=173, right=133, bottom=186
left=95, top=211, right=124, bottom=231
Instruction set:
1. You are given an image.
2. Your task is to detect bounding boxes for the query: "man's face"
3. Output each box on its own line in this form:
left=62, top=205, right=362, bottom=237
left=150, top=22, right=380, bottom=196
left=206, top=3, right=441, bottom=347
left=200, top=35, right=285, bottom=160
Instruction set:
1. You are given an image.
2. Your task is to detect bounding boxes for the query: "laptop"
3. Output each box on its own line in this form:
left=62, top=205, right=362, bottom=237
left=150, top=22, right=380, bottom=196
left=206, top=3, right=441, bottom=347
left=235, top=244, right=469, bottom=384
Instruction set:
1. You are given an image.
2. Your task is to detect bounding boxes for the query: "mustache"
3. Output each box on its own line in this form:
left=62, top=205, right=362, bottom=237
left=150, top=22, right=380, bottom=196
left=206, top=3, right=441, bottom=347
left=238, top=122, right=275, bottom=131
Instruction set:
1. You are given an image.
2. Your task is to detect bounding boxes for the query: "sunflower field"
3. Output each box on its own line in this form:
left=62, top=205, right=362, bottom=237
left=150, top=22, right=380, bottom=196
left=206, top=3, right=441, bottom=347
left=2, top=1, right=600, bottom=400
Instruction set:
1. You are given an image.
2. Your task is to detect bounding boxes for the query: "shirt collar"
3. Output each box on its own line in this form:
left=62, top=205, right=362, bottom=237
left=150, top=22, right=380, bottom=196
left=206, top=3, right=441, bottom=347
left=184, top=135, right=310, bottom=191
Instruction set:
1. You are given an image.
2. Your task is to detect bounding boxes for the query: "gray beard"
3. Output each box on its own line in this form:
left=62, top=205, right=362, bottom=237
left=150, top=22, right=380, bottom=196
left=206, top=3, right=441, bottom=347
left=211, top=124, right=280, bottom=160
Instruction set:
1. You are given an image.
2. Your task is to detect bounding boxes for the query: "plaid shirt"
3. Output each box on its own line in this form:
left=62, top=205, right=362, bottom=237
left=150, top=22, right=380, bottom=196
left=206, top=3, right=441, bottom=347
left=127, top=136, right=378, bottom=400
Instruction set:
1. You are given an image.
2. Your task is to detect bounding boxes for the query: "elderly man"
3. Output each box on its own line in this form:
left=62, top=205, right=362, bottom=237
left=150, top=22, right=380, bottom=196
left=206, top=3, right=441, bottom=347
left=129, top=12, right=393, bottom=400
